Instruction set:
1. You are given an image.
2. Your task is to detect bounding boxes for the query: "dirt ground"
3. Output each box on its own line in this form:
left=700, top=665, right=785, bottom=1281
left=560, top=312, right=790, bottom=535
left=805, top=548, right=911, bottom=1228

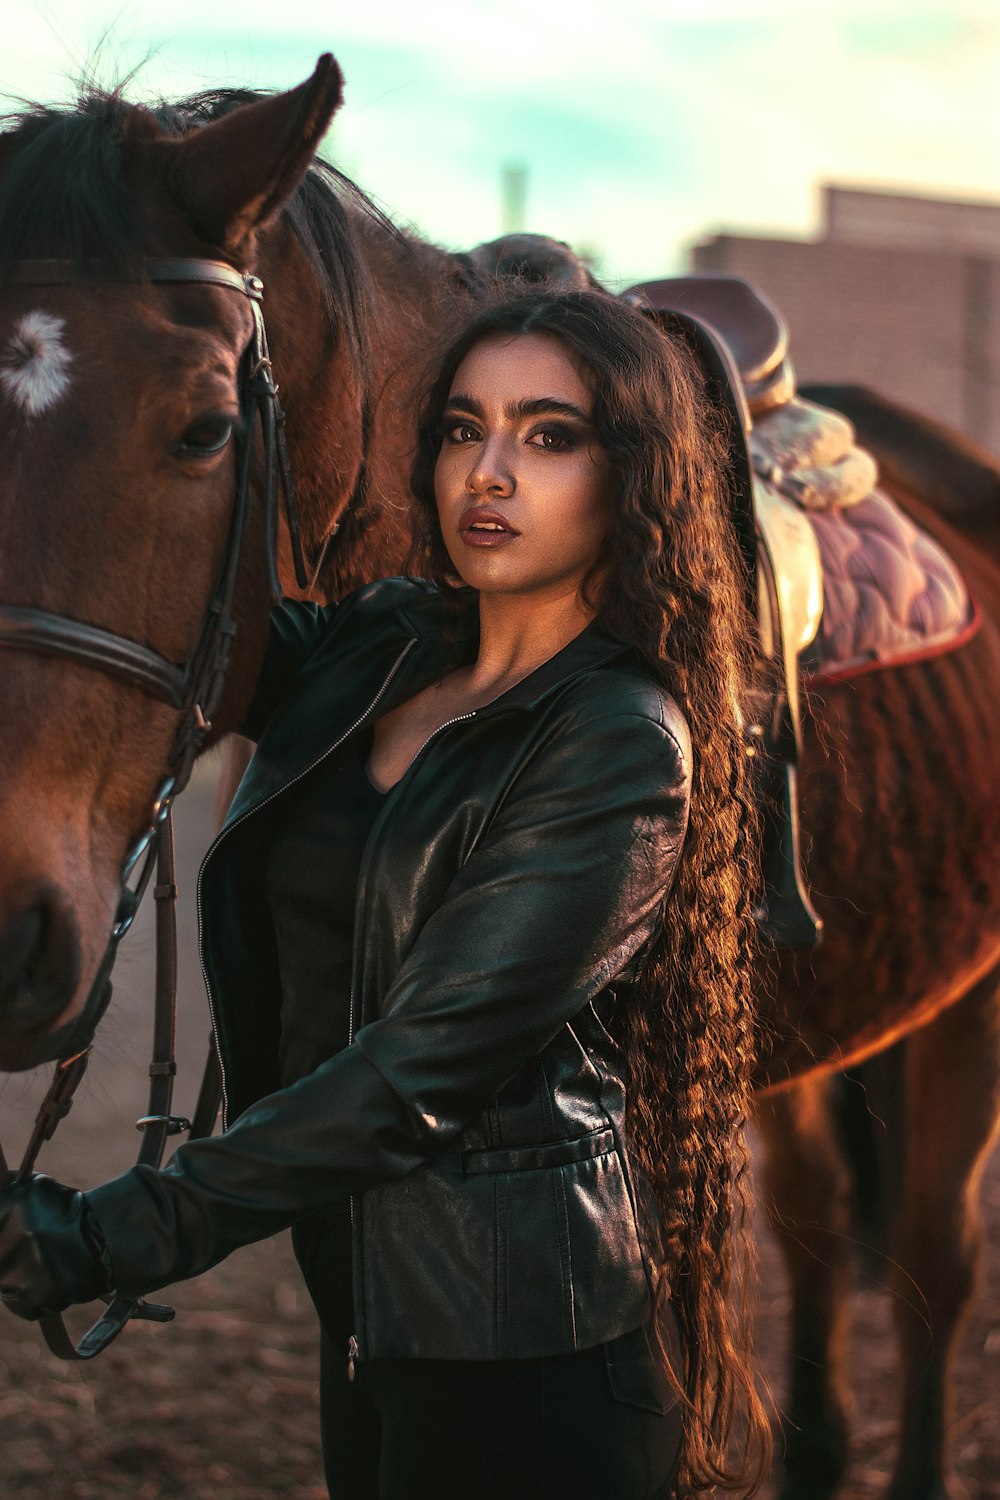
left=1, top=758, right=997, bottom=1499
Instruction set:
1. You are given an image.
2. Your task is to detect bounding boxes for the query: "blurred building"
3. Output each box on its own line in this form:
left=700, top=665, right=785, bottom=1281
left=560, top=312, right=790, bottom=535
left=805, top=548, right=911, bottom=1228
left=692, top=185, right=1000, bottom=453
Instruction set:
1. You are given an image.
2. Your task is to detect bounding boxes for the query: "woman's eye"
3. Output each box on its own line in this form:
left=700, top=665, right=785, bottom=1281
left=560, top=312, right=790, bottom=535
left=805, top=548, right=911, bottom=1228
left=444, top=421, right=481, bottom=445
left=176, top=415, right=235, bottom=457
left=529, top=428, right=573, bottom=451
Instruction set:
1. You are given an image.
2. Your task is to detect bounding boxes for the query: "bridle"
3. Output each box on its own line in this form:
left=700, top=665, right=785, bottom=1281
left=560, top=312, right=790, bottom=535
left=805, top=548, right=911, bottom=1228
left=0, top=256, right=323, bottom=1358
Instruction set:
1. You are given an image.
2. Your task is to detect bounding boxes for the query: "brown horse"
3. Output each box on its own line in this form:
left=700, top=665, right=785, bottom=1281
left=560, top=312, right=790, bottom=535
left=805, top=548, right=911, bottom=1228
left=754, top=388, right=1000, bottom=1500
left=1, top=58, right=998, bottom=1500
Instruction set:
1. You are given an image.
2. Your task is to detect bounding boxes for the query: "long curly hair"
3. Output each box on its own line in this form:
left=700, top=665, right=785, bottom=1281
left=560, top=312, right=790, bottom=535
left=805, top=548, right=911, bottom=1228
left=409, top=289, right=770, bottom=1495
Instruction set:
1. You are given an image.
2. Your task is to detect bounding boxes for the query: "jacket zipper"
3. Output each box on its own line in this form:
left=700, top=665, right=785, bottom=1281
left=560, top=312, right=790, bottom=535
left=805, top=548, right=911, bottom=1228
left=346, top=705, right=476, bottom=1372
left=195, top=637, right=418, bottom=1132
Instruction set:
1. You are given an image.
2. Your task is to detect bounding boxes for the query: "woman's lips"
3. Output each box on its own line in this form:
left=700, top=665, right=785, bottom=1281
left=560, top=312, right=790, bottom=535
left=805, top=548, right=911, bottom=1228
left=458, top=506, right=520, bottom=548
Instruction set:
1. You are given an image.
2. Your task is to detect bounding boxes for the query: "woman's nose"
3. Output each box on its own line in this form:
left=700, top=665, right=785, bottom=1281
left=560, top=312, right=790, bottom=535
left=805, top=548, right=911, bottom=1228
left=466, top=439, right=514, bottom=496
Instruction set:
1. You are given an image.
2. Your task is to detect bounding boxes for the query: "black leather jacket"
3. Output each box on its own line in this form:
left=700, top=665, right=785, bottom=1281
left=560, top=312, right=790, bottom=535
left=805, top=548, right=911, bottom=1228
left=87, top=578, right=691, bottom=1361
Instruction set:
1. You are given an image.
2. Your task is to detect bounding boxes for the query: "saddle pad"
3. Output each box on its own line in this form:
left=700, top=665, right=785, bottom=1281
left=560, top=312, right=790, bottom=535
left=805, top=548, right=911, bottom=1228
left=751, top=396, right=878, bottom=509
left=799, top=489, right=978, bottom=683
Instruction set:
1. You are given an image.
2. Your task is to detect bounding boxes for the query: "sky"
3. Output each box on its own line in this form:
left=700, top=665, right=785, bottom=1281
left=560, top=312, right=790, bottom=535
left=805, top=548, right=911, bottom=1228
left=3, top=0, right=999, bottom=289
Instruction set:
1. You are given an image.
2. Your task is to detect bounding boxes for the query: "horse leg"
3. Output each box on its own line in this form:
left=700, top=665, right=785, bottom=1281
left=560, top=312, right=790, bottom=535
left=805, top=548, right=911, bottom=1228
left=885, top=970, right=1000, bottom=1500
left=755, top=1078, right=854, bottom=1500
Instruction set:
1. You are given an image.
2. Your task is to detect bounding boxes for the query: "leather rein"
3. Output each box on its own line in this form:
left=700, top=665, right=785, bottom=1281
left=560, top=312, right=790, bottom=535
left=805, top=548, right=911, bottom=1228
left=0, top=257, right=319, bottom=1359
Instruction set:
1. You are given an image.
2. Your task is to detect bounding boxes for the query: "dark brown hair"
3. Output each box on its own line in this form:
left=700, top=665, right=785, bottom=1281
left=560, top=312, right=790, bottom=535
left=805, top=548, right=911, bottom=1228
left=410, top=290, right=770, bottom=1494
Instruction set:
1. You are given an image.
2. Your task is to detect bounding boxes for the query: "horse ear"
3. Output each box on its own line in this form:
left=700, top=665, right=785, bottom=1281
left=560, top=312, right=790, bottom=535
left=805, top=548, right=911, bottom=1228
left=150, top=54, right=344, bottom=248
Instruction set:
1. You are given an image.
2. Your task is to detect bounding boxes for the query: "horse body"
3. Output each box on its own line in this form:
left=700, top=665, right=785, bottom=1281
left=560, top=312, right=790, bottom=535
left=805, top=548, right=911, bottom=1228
left=764, top=482, right=1000, bottom=1087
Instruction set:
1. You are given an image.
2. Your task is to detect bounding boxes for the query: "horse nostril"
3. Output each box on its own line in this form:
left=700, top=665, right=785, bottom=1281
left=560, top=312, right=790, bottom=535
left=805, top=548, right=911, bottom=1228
left=0, top=891, right=81, bottom=1031
left=12, top=904, right=46, bottom=980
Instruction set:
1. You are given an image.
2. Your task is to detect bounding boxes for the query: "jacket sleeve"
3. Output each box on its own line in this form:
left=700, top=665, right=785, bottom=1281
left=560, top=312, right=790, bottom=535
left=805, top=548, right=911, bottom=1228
left=239, top=577, right=431, bottom=741
left=86, top=708, right=691, bottom=1297
left=238, top=600, right=339, bottom=743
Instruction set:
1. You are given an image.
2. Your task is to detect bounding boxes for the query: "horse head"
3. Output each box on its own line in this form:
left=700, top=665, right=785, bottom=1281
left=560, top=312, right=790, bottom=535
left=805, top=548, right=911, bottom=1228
left=0, top=57, right=359, bottom=1068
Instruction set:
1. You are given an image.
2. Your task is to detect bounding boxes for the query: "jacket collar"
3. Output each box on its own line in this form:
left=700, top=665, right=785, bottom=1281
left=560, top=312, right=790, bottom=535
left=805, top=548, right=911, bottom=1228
left=219, top=586, right=632, bottom=835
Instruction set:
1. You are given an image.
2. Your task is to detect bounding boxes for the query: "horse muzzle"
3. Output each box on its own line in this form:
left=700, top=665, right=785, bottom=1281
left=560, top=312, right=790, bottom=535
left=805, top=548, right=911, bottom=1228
left=0, top=881, right=84, bottom=1070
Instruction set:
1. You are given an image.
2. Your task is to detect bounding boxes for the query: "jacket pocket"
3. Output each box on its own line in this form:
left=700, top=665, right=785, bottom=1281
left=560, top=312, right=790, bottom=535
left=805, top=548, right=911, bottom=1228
left=462, top=1125, right=614, bottom=1175
left=358, top=1129, right=651, bottom=1362
left=496, top=1131, right=651, bottom=1357
left=603, top=1320, right=674, bottom=1416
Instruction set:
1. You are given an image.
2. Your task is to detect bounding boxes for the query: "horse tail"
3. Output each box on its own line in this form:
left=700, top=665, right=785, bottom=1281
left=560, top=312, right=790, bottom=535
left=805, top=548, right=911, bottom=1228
left=801, top=383, right=1000, bottom=555
left=832, top=1042, right=908, bottom=1276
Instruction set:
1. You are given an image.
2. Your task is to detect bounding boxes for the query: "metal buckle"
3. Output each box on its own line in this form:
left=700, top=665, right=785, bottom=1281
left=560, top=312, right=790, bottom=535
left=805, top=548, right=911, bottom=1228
left=135, top=1114, right=191, bottom=1136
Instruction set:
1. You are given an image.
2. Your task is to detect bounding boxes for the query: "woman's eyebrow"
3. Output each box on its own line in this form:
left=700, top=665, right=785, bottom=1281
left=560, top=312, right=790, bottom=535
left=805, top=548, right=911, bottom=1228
left=442, top=393, right=591, bottom=422
left=442, top=393, right=483, bottom=418
left=511, top=397, right=591, bottom=422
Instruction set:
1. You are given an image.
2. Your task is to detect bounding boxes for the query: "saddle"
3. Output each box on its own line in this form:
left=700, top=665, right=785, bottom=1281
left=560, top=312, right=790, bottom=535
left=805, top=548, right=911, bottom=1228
left=629, top=275, right=795, bottom=417
left=623, top=274, right=976, bottom=949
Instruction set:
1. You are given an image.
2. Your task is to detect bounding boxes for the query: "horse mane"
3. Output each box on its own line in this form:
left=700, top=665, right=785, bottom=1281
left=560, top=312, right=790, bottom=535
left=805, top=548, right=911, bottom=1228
left=0, top=93, right=139, bottom=271
left=0, top=85, right=409, bottom=381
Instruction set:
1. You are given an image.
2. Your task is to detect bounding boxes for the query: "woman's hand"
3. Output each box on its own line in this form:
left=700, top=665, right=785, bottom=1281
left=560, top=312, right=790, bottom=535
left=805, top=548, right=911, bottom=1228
left=0, top=1175, right=112, bottom=1320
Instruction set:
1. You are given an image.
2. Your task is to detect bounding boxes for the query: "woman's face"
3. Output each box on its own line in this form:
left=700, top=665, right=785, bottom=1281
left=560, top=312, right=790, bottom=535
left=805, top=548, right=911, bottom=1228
left=433, top=332, right=613, bottom=603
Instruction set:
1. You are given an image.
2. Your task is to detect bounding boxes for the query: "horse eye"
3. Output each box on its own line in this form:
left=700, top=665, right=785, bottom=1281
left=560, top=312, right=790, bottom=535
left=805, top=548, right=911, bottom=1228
left=177, top=415, right=235, bottom=457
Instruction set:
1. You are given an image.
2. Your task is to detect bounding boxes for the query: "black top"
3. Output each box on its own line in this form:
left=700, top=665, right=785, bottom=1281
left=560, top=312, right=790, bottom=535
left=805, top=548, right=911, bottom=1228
left=263, top=729, right=387, bottom=1089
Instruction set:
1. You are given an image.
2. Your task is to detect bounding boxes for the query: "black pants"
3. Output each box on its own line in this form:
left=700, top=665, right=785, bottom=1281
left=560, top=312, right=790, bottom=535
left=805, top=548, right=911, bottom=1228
left=318, top=1318, right=683, bottom=1500
left=296, top=1209, right=682, bottom=1498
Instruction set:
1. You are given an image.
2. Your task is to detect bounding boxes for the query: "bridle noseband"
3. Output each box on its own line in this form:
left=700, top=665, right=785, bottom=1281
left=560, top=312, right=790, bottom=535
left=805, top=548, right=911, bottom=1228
left=0, top=257, right=319, bottom=1358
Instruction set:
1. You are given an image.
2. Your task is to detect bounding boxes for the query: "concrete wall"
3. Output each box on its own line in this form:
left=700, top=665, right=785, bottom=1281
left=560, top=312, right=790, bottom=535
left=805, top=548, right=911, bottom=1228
left=824, top=185, right=1000, bottom=257
left=692, top=190, right=1000, bottom=454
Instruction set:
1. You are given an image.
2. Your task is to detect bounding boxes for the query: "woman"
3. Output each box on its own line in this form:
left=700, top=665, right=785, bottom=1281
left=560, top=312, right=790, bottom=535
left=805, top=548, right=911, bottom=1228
left=0, top=291, right=768, bottom=1497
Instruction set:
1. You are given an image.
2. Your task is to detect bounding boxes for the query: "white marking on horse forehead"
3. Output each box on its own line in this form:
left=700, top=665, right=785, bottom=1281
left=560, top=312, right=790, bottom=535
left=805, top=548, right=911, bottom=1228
left=1, top=310, right=74, bottom=418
